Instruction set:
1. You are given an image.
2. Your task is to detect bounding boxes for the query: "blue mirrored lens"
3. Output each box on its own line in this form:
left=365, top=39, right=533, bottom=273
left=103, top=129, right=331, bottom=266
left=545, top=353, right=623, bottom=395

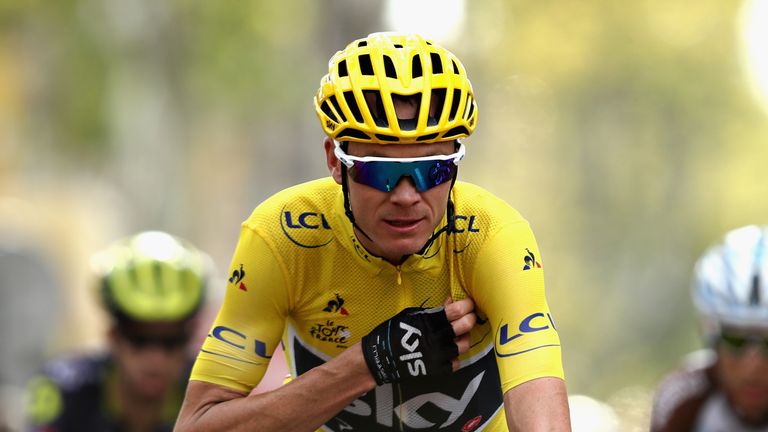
left=349, top=159, right=457, bottom=192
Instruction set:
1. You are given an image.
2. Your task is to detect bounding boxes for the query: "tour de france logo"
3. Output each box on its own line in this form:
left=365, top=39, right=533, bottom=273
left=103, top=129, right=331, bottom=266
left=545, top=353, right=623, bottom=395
left=309, top=320, right=351, bottom=348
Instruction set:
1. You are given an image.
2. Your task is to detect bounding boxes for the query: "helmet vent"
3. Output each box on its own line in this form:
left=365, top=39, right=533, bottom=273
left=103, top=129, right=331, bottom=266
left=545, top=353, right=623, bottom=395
left=431, top=88, right=446, bottom=122
left=364, top=90, right=388, bottom=127
left=338, top=60, right=348, bottom=77
left=466, top=95, right=475, bottom=119
left=358, top=54, right=374, bottom=75
left=375, top=134, right=399, bottom=142
left=329, top=95, right=346, bottom=122
left=393, top=94, right=421, bottom=131
left=751, top=274, right=761, bottom=305
left=449, top=89, right=461, bottom=121
left=452, top=60, right=460, bottom=74
left=417, top=133, right=439, bottom=141
left=343, top=91, right=364, bottom=123
left=444, top=126, right=469, bottom=139
left=394, top=44, right=403, bottom=48
left=430, top=53, right=443, bottom=74
left=358, top=41, right=368, bottom=47
left=383, top=55, right=397, bottom=78
left=412, top=55, right=423, bottom=78
left=320, top=101, right=339, bottom=123
left=337, top=129, right=370, bottom=140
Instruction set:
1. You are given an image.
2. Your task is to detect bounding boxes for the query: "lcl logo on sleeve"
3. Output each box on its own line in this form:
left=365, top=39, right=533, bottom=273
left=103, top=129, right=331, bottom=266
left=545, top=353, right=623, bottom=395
left=495, top=312, right=559, bottom=357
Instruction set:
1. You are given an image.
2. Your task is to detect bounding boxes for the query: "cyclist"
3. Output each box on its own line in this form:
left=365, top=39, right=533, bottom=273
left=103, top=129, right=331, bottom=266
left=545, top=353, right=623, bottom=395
left=651, top=225, right=768, bottom=431
left=175, top=32, right=569, bottom=432
left=24, top=231, right=212, bottom=432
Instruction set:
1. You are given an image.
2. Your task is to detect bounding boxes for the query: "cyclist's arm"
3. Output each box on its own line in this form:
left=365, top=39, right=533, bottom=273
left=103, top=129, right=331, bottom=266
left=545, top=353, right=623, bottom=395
left=174, top=343, right=374, bottom=432
left=466, top=217, right=568, bottom=429
left=174, top=299, right=476, bottom=432
left=503, top=376, right=570, bottom=431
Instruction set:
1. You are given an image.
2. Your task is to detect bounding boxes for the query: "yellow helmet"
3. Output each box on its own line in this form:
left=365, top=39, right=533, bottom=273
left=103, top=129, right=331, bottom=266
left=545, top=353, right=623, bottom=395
left=314, top=32, right=478, bottom=144
left=91, top=231, right=210, bottom=323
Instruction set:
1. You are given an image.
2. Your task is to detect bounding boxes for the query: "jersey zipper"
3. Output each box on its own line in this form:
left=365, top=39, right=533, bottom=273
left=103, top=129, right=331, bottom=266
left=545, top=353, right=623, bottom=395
left=395, top=265, right=402, bottom=285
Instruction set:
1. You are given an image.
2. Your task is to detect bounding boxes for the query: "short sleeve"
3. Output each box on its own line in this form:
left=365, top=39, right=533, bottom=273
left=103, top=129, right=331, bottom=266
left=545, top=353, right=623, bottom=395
left=469, top=220, right=564, bottom=393
left=190, top=226, right=290, bottom=392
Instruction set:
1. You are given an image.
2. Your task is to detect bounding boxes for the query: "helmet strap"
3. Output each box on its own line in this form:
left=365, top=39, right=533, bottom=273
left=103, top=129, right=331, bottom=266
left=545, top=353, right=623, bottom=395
left=416, top=172, right=458, bottom=256
left=340, top=144, right=374, bottom=244
left=419, top=140, right=462, bottom=250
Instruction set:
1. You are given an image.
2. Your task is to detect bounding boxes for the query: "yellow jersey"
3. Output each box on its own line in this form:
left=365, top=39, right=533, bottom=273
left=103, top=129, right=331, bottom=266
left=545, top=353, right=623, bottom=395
left=191, top=178, right=563, bottom=431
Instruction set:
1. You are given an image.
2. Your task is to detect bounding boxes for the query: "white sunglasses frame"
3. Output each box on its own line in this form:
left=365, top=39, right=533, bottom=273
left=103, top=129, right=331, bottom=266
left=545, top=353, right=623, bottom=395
left=333, top=141, right=466, bottom=167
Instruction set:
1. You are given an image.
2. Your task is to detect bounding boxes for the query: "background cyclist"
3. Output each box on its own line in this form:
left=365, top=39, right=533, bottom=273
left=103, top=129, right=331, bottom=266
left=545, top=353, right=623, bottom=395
left=24, top=231, right=212, bottom=432
left=651, top=225, right=768, bottom=431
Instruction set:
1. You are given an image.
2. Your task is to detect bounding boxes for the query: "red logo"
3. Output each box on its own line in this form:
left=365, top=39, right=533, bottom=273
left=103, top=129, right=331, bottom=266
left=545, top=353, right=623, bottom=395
left=462, top=416, right=482, bottom=432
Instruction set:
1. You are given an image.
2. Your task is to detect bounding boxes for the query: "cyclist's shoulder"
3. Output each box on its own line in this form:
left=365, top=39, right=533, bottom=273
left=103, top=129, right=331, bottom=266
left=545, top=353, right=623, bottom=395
left=25, top=352, right=110, bottom=428
left=243, top=178, right=339, bottom=225
left=651, top=349, right=718, bottom=429
left=656, top=349, right=716, bottom=394
left=453, top=181, right=523, bottom=212
left=452, top=181, right=530, bottom=229
left=37, top=352, right=110, bottom=392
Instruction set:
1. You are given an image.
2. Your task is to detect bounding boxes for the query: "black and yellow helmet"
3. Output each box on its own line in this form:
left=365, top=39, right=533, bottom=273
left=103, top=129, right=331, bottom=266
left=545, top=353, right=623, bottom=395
left=314, top=32, right=477, bottom=144
left=91, top=231, right=210, bottom=323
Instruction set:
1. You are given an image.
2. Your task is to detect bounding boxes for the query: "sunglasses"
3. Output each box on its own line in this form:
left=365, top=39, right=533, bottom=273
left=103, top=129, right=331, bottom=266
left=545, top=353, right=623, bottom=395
left=718, top=332, right=768, bottom=354
left=120, top=331, right=189, bottom=350
left=334, top=142, right=465, bottom=192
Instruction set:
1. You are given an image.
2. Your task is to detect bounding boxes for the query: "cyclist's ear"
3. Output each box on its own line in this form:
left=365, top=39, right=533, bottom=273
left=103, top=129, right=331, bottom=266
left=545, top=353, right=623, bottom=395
left=324, top=137, right=343, bottom=184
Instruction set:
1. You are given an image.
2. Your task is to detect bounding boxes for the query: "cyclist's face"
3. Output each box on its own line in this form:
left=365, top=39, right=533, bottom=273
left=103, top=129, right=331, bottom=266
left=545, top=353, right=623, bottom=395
left=325, top=98, right=456, bottom=263
left=716, top=328, right=768, bottom=422
left=342, top=140, right=454, bottom=263
left=111, top=321, right=189, bottom=401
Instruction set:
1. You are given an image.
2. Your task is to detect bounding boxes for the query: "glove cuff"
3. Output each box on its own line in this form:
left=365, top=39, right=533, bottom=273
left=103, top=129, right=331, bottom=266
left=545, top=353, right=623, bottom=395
left=361, top=331, right=397, bottom=385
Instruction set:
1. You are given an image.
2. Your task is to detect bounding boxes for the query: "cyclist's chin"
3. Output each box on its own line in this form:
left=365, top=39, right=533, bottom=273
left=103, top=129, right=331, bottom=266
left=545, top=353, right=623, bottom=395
left=373, top=237, right=428, bottom=262
left=732, top=386, right=768, bottom=420
left=360, top=225, right=431, bottom=261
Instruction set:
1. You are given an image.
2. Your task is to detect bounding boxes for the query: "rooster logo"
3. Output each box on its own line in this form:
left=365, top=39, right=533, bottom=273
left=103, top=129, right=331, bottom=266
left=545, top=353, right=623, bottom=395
left=523, top=249, right=542, bottom=271
left=323, top=293, right=348, bottom=315
left=229, top=264, right=247, bottom=291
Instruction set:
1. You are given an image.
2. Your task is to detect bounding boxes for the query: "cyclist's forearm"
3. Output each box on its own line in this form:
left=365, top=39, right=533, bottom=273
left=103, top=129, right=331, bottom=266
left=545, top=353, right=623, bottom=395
left=503, top=377, right=571, bottom=432
left=175, top=344, right=375, bottom=432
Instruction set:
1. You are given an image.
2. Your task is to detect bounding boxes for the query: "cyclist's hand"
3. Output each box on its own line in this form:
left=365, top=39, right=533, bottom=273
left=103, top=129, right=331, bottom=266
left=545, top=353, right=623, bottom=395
left=444, top=297, right=476, bottom=372
left=361, top=298, right=475, bottom=385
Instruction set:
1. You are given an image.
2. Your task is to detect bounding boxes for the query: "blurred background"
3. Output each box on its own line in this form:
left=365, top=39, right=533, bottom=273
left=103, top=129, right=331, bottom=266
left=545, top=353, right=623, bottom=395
left=2, top=0, right=768, bottom=430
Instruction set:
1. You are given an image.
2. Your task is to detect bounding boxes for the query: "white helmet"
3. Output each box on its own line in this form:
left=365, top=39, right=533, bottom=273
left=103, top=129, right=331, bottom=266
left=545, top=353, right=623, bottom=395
left=692, top=225, right=768, bottom=342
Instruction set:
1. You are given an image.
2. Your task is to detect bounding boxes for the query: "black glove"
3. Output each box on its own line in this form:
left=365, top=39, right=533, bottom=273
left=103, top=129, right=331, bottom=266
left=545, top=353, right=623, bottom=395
left=361, top=306, right=458, bottom=385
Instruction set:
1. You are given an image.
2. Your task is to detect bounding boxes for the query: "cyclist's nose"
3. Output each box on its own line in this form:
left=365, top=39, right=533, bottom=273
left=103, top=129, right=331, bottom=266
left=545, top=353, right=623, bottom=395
left=389, top=176, right=421, bottom=204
